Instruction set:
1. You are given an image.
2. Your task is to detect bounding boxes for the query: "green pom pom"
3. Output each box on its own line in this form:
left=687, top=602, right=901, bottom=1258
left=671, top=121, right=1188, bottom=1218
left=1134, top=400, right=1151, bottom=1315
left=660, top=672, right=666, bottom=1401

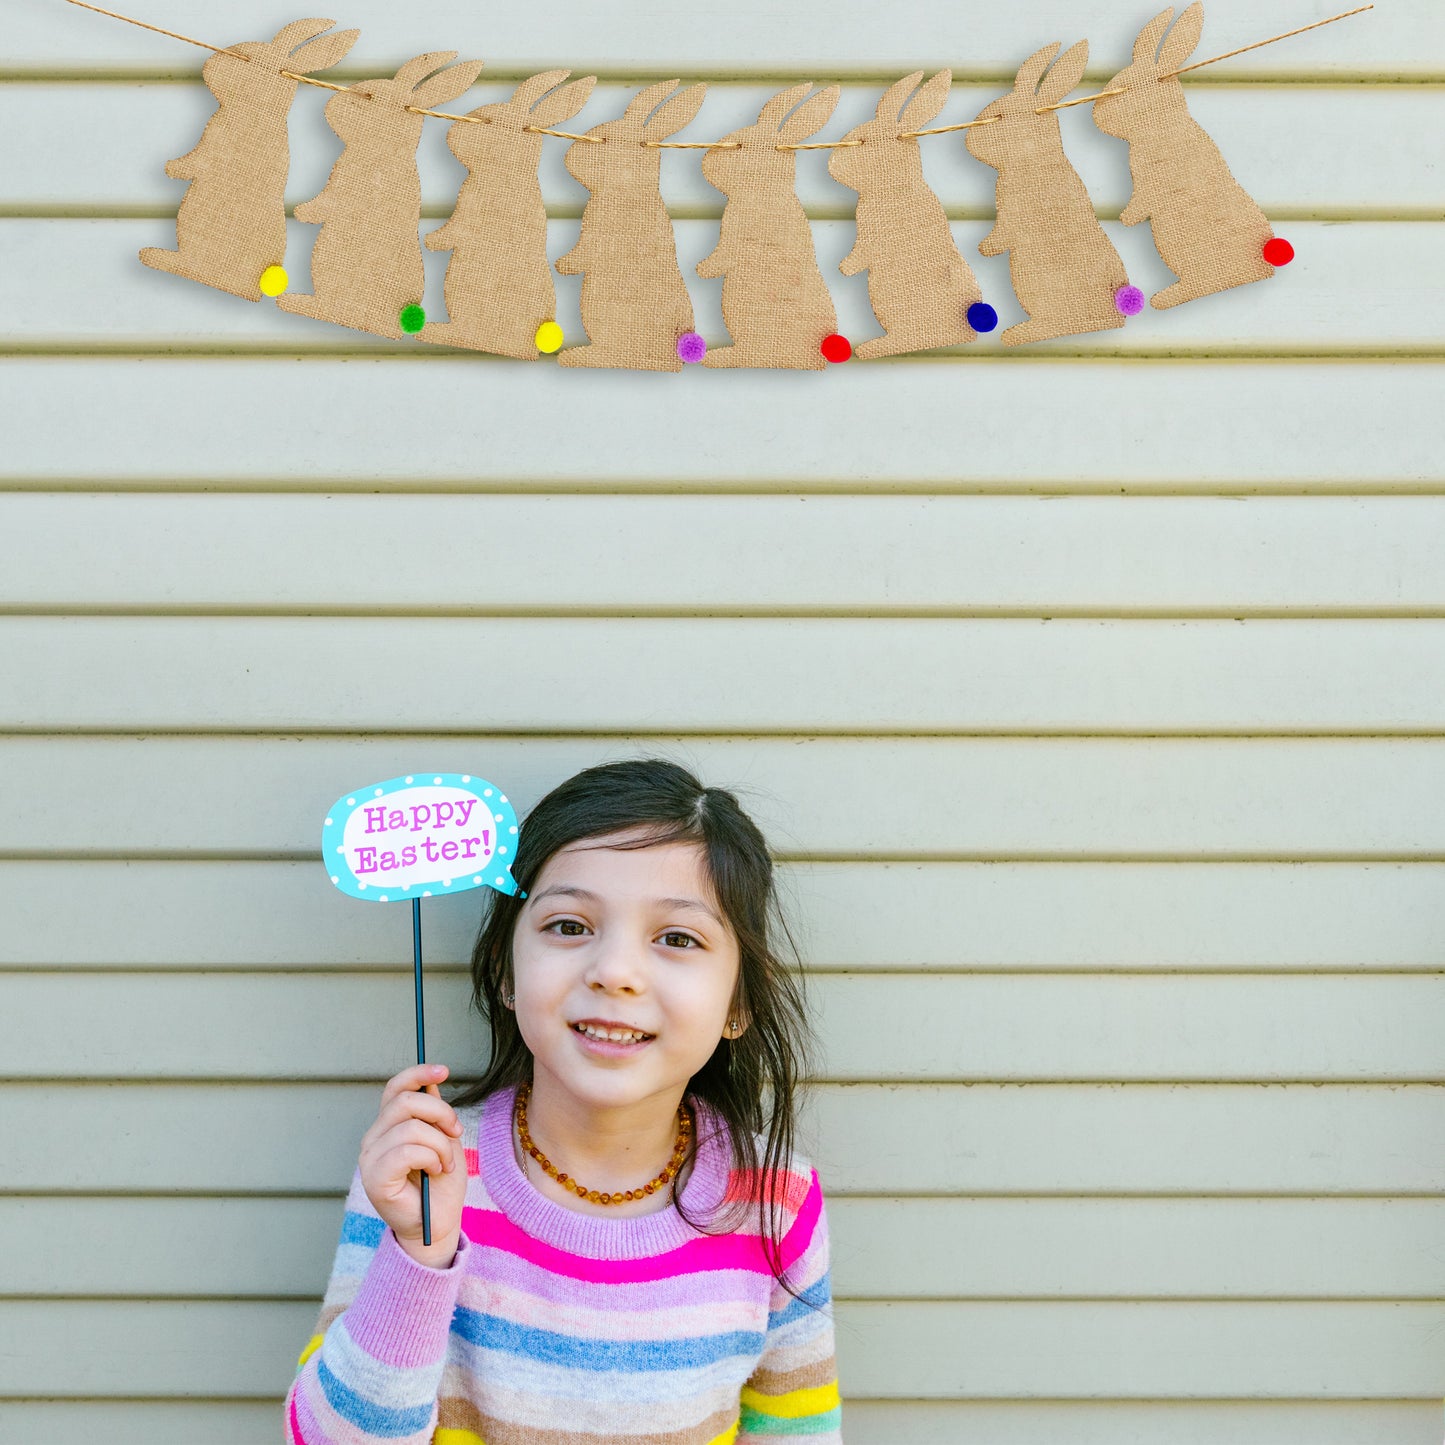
left=399, top=303, right=426, bottom=334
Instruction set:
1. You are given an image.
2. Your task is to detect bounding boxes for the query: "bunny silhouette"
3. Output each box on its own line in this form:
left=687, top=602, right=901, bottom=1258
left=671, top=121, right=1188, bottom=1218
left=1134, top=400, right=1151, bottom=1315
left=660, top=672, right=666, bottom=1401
left=1095, top=5, right=1278, bottom=309
left=829, top=70, right=983, bottom=359
left=553, top=81, right=707, bottom=371
left=966, top=43, right=1130, bottom=346
left=278, top=52, right=485, bottom=339
left=139, top=19, right=358, bottom=301
left=697, top=84, right=841, bottom=369
left=420, top=70, right=596, bottom=359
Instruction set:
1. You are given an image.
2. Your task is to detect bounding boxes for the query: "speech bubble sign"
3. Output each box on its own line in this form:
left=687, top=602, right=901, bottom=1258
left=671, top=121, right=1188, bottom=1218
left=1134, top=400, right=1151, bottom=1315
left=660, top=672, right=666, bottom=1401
left=323, top=773, right=521, bottom=902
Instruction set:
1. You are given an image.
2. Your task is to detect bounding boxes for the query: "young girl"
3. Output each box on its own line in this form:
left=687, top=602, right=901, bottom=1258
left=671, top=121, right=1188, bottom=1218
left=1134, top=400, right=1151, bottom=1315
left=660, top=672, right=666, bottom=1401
left=285, top=758, right=842, bottom=1444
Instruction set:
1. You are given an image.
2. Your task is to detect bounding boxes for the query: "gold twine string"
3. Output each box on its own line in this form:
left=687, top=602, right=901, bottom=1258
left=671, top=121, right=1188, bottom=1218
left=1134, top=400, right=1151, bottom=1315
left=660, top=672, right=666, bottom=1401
left=64, top=0, right=250, bottom=59
left=1035, top=4, right=1374, bottom=113
left=65, top=0, right=1375, bottom=147
left=1163, top=4, right=1374, bottom=78
left=644, top=140, right=742, bottom=149
left=900, top=116, right=1000, bottom=138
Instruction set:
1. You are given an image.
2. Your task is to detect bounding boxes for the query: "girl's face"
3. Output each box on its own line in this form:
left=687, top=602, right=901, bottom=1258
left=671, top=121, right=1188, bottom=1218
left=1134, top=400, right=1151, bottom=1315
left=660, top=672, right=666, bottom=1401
left=510, top=829, right=744, bottom=1116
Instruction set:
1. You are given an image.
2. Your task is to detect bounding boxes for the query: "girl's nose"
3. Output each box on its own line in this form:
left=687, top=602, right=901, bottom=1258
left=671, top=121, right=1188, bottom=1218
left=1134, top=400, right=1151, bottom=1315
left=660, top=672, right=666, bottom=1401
left=583, top=936, right=647, bottom=993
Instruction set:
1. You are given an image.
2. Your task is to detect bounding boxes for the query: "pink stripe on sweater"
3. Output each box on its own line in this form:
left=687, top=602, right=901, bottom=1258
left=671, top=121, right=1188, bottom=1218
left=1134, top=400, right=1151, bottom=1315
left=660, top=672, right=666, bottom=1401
left=461, top=1171, right=822, bottom=1284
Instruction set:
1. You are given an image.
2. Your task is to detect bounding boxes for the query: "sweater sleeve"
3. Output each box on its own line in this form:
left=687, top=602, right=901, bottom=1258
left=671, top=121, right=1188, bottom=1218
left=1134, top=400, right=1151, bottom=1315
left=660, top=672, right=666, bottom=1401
left=283, top=1169, right=468, bottom=1445
left=738, top=1169, right=844, bottom=1441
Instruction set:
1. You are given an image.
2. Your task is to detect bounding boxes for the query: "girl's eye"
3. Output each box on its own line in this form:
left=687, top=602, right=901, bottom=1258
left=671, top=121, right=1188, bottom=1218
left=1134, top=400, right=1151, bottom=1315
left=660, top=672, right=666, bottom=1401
left=661, top=931, right=700, bottom=949
left=546, top=919, right=588, bottom=937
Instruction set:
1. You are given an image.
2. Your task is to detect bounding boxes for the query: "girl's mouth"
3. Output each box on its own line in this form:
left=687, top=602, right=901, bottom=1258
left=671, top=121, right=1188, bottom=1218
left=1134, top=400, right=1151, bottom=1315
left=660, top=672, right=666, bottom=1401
left=570, top=1021, right=655, bottom=1053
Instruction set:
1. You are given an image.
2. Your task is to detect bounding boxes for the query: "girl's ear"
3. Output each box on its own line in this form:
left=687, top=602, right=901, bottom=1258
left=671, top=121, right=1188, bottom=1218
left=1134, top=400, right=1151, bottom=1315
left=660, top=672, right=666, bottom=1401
left=897, top=69, right=953, bottom=131
left=1157, top=2, right=1205, bottom=75
left=1133, top=7, right=1177, bottom=66
left=411, top=58, right=487, bottom=111
left=285, top=27, right=360, bottom=76
left=642, top=82, right=708, bottom=141
left=776, top=85, right=840, bottom=145
left=529, top=74, right=598, bottom=130
left=876, top=70, right=924, bottom=123
left=1035, top=40, right=1090, bottom=109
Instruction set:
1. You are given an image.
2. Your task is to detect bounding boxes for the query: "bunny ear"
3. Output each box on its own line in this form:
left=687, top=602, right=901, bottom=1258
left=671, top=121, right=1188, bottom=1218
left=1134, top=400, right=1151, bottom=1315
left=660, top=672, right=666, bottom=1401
left=758, top=82, right=817, bottom=130
left=1157, top=2, right=1205, bottom=73
left=510, top=69, right=573, bottom=110
left=624, top=80, right=688, bottom=124
left=897, top=70, right=952, bottom=130
left=1036, top=40, right=1090, bottom=108
left=1014, top=42, right=1062, bottom=96
left=410, top=58, right=486, bottom=110
left=393, top=50, right=459, bottom=90
left=286, top=27, right=360, bottom=76
left=777, top=85, right=840, bottom=144
left=1133, top=8, right=1177, bottom=65
left=876, top=71, right=924, bottom=123
left=529, top=75, right=598, bottom=129
left=642, top=81, right=707, bottom=139
left=271, top=17, right=336, bottom=49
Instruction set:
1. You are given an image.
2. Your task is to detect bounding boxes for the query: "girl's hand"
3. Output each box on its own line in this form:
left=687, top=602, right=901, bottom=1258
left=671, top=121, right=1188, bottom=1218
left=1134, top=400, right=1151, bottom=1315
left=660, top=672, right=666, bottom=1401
left=358, top=1064, right=467, bottom=1269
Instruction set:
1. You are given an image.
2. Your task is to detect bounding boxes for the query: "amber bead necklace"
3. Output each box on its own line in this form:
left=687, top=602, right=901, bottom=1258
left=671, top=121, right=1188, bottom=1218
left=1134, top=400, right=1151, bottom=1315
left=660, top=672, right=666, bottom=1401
left=514, top=1081, right=692, bottom=1206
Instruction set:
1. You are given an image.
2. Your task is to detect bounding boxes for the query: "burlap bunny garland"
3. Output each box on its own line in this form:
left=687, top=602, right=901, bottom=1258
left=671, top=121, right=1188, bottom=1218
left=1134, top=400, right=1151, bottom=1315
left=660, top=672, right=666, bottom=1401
left=137, top=4, right=1312, bottom=368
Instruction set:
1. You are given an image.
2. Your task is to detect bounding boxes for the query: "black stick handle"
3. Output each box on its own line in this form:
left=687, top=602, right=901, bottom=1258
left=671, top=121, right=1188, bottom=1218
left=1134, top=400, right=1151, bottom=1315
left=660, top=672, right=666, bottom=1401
left=412, top=896, right=431, bottom=1246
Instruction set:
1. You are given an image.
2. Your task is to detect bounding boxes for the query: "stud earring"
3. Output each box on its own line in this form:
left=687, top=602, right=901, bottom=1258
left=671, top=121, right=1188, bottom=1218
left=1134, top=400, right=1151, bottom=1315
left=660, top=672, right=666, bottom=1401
left=728, top=1019, right=740, bottom=1036
left=502, top=990, right=515, bottom=1008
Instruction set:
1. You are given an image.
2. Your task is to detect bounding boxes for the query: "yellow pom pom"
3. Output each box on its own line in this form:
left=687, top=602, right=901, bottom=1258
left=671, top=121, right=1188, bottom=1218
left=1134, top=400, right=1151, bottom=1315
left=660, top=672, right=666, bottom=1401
left=534, top=321, right=564, bottom=354
left=258, top=265, right=289, bottom=298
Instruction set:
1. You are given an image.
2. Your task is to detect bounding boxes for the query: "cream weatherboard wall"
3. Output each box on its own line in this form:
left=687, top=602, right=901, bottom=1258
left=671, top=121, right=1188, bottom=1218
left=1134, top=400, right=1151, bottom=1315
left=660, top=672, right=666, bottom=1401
left=2, top=0, right=1444, bottom=1440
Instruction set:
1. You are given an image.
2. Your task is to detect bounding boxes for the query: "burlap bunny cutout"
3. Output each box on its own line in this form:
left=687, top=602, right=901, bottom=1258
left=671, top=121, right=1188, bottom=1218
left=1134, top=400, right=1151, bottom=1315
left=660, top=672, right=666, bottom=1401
left=139, top=19, right=358, bottom=301
left=829, top=70, right=984, bottom=359
left=1095, top=4, right=1280, bottom=309
left=555, top=81, right=708, bottom=371
left=698, top=84, right=842, bottom=369
left=967, top=42, right=1131, bottom=346
left=278, top=52, right=485, bottom=339
left=421, top=70, right=596, bottom=359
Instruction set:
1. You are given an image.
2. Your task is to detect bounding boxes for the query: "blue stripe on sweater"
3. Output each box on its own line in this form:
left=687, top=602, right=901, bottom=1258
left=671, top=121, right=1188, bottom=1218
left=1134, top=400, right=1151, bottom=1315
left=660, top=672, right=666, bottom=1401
left=451, top=1306, right=765, bottom=1372
left=316, top=1357, right=434, bottom=1438
left=767, top=1272, right=832, bottom=1331
left=339, top=1211, right=386, bottom=1249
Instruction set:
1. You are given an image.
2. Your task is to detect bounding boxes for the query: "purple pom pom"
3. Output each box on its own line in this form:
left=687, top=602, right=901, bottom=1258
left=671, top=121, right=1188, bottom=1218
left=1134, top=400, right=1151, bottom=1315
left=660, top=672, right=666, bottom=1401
left=677, top=332, right=707, bottom=364
left=1115, top=285, right=1146, bottom=317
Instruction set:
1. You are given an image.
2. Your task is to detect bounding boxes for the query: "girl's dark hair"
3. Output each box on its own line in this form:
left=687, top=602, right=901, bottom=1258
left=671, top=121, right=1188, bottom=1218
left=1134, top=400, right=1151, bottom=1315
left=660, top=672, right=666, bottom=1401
left=452, top=757, right=814, bottom=1292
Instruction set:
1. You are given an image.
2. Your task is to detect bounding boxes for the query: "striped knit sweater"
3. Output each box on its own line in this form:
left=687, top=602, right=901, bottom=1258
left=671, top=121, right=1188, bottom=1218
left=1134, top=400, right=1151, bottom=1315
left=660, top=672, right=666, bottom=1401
left=285, top=1082, right=842, bottom=1444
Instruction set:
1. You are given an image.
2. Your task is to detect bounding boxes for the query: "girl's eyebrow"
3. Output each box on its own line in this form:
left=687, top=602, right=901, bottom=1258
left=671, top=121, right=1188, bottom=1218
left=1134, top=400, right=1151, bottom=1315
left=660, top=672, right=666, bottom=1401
left=530, top=883, right=722, bottom=926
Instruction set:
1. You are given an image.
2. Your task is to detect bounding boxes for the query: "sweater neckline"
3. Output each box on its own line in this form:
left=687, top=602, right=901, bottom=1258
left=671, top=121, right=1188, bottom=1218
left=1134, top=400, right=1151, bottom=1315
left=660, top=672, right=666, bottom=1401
left=479, top=1082, right=732, bottom=1259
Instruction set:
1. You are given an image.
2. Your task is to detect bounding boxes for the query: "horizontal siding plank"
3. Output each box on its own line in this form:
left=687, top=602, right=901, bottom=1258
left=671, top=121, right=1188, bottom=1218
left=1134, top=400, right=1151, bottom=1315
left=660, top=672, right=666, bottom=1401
left=6, top=972, right=1441, bottom=1081
left=6, top=617, right=1445, bottom=732
left=4, top=859, right=1444, bottom=973
left=9, top=494, right=1445, bottom=611
left=4, top=1083, right=1440, bottom=1193
left=0, top=1400, right=1436, bottom=1445
left=6, top=737, right=1445, bottom=858
left=5, top=361, right=1440, bottom=488
left=12, top=220, right=1443, bottom=356
left=1, top=1298, right=1440, bottom=1398
left=5, top=1195, right=1441, bottom=1298
left=10, top=3, right=1440, bottom=75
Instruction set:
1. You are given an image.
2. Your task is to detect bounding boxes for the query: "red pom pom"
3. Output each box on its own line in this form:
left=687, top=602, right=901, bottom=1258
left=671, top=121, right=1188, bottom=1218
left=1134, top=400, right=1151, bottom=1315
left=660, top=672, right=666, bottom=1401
left=1263, top=238, right=1295, bottom=267
left=820, top=333, right=852, bottom=364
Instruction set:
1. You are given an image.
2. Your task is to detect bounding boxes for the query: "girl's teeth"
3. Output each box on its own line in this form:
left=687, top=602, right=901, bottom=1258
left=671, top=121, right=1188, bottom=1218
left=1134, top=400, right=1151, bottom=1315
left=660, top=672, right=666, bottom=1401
left=578, top=1024, right=647, bottom=1043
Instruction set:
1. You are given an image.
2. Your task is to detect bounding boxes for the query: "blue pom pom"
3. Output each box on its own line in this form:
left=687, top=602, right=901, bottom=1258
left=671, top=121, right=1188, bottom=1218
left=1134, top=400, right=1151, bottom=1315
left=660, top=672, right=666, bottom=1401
left=967, top=302, right=998, bottom=333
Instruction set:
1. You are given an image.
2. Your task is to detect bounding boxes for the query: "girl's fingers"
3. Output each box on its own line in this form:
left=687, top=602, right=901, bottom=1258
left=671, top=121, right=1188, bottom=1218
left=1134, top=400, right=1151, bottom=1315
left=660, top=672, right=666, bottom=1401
left=365, top=1118, right=457, bottom=1177
left=381, top=1141, right=457, bottom=1182
left=379, top=1063, right=449, bottom=1107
